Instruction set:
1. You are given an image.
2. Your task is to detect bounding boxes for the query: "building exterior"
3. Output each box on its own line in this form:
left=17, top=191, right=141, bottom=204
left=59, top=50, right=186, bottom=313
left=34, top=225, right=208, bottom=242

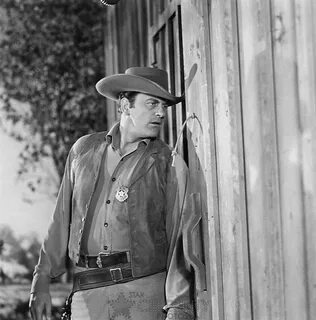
left=101, top=1, right=316, bottom=319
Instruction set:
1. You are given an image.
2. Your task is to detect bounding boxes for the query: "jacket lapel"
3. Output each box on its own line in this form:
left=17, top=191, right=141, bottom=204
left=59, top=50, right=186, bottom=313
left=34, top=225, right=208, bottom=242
left=129, top=140, right=159, bottom=186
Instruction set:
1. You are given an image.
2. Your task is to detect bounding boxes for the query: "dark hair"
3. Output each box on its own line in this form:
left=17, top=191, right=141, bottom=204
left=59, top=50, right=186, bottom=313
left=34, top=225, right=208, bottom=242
left=118, top=91, right=138, bottom=112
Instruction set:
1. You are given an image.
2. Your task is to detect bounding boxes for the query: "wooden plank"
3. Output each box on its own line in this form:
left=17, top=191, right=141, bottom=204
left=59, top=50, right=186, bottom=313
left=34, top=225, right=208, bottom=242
left=136, top=0, right=148, bottom=66
left=208, top=0, right=252, bottom=319
left=147, top=0, right=153, bottom=27
left=292, top=0, right=316, bottom=318
left=166, top=15, right=176, bottom=146
left=159, top=0, right=165, bottom=13
left=181, top=0, right=216, bottom=318
left=237, top=0, right=285, bottom=318
left=117, top=0, right=140, bottom=70
left=177, top=6, right=188, bottom=163
left=173, top=13, right=185, bottom=156
left=182, top=0, right=247, bottom=318
left=104, top=7, right=119, bottom=127
left=270, top=0, right=315, bottom=318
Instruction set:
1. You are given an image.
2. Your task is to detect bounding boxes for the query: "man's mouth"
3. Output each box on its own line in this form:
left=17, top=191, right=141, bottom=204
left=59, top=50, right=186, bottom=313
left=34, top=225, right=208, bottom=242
left=149, top=121, right=161, bottom=126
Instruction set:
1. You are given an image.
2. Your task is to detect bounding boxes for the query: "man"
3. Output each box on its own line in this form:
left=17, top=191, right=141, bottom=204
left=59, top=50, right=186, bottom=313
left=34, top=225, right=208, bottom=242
left=29, top=67, right=194, bottom=320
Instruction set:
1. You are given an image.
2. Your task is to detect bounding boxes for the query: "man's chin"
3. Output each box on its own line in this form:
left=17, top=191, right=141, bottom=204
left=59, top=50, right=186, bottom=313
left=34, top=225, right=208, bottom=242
left=143, top=130, right=160, bottom=139
left=146, top=125, right=161, bottom=134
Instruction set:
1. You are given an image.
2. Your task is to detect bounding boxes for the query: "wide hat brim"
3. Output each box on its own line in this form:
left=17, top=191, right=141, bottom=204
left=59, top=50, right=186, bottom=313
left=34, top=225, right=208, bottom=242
left=96, top=74, right=183, bottom=105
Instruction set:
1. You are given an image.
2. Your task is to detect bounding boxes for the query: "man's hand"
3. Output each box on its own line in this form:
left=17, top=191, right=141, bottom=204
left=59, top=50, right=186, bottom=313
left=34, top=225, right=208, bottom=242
left=29, top=292, right=52, bottom=320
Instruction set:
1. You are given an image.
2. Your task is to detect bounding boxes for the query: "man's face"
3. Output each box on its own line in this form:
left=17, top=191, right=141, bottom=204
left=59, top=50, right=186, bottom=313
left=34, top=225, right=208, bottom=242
left=123, top=93, right=168, bottom=139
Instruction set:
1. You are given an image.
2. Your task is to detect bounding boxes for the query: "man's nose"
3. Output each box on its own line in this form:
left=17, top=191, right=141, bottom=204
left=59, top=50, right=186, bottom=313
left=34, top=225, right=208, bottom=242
left=155, top=105, right=166, bottom=118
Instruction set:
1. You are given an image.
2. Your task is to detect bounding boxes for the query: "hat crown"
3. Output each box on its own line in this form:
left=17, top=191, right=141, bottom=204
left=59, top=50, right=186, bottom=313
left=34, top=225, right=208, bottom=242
left=125, top=67, right=169, bottom=91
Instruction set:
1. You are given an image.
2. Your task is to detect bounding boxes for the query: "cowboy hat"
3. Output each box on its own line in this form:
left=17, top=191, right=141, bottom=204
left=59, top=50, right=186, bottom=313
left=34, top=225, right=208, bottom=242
left=95, top=67, right=183, bottom=105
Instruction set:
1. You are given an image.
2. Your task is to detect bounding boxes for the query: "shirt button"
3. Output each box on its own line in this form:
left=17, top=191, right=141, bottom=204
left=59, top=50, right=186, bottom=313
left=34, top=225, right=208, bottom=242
left=106, top=200, right=111, bottom=204
left=79, top=229, right=83, bottom=234
left=104, top=245, right=108, bottom=250
left=104, top=222, right=108, bottom=227
left=81, top=217, right=85, bottom=222
left=112, top=177, right=116, bottom=182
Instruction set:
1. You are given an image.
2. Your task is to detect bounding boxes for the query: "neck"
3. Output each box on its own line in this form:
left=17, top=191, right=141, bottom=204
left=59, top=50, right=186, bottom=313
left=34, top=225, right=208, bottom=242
left=119, top=120, right=142, bottom=154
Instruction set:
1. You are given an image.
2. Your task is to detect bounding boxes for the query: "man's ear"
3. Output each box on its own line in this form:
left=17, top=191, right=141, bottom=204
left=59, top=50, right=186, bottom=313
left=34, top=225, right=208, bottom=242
left=120, top=98, right=130, bottom=115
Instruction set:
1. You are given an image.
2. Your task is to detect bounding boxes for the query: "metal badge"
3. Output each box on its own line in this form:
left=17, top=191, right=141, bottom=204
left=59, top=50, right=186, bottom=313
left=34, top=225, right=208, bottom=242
left=115, top=186, right=129, bottom=202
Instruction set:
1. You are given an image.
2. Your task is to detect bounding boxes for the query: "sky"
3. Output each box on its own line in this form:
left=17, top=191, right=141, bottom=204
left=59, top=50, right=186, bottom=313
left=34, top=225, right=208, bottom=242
left=0, top=130, right=56, bottom=241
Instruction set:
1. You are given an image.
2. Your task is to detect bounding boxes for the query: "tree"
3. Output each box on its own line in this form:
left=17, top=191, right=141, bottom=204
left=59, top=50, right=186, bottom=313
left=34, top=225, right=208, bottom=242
left=0, top=0, right=107, bottom=194
left=0, top=225, right=42, bottom=280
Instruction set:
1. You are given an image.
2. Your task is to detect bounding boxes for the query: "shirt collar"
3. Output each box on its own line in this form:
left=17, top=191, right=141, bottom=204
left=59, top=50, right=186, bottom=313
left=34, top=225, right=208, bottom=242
left=105, top=122, right=151, bottom=150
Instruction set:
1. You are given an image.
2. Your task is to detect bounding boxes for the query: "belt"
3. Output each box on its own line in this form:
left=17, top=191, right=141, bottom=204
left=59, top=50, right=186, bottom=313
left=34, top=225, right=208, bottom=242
left=73, top=266, right=133, bottom=292
left=76, top=251, right=130, bottom=268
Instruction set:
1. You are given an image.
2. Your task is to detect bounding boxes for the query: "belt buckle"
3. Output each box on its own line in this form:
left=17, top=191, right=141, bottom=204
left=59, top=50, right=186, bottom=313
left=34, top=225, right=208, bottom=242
left=110, top=267, right=123, bottom=282
left=96, top=252, right=109, bottom=268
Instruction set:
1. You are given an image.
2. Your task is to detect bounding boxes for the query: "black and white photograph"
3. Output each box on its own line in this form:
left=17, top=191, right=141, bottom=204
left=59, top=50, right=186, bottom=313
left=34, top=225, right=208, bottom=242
left=0, top=1, right=315, bottom=320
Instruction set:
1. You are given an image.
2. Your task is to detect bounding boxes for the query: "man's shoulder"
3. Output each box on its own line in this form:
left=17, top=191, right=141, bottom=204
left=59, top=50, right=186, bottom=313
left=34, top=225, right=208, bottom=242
left=71, top=131, right=107, bottom=156
left=153, top=140, right=188, bottom=172
left=151, top=138, right=172, bottom=155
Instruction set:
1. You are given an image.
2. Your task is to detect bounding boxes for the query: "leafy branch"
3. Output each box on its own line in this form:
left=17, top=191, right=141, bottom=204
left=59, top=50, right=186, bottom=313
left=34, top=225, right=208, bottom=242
left=0, top=0, right=107, bottom=195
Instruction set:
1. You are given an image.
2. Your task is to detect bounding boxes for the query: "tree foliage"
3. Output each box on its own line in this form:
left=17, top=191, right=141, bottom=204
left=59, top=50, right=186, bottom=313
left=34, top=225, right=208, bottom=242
left=0, top=0, right=107, bottom=193
left=0, top=224, right=41, bottom=279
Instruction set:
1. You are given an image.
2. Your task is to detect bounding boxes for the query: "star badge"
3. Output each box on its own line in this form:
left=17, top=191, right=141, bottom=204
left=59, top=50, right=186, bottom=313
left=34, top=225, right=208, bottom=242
left=115, top=186, right=129, bottom=202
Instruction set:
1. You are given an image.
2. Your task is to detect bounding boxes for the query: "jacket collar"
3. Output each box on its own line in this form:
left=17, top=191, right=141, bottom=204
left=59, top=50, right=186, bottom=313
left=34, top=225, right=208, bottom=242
left=106, top=122, right=151, bottom=150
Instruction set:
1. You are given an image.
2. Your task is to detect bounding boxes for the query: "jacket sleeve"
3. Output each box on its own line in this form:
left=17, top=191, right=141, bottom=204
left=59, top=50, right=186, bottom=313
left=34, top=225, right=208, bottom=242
left=163, top=154, right=195, bottom=319
left=30, top=147, right=75, bottom=294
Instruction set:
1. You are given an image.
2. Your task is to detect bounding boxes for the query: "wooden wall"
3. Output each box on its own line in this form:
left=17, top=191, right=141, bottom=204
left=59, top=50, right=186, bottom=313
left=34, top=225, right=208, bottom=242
left=182, top=0, right=316, bottom=319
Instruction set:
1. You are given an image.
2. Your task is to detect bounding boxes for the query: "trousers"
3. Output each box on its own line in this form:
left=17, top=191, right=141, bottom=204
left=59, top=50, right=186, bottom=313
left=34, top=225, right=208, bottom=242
left=71, top=272, right=166, bottom=320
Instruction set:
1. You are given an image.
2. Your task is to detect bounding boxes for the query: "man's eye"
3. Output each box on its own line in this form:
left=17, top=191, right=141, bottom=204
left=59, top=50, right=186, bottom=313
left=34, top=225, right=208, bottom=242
left=146, top=101, right=168, bottom=108
left=147, top=101, right=157, bottom=107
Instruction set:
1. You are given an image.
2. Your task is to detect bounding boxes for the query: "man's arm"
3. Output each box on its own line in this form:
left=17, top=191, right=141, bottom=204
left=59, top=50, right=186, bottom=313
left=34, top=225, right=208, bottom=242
left=164, top=154, right=195, bottom=320
left=29, top=148, right=74, bottom=319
